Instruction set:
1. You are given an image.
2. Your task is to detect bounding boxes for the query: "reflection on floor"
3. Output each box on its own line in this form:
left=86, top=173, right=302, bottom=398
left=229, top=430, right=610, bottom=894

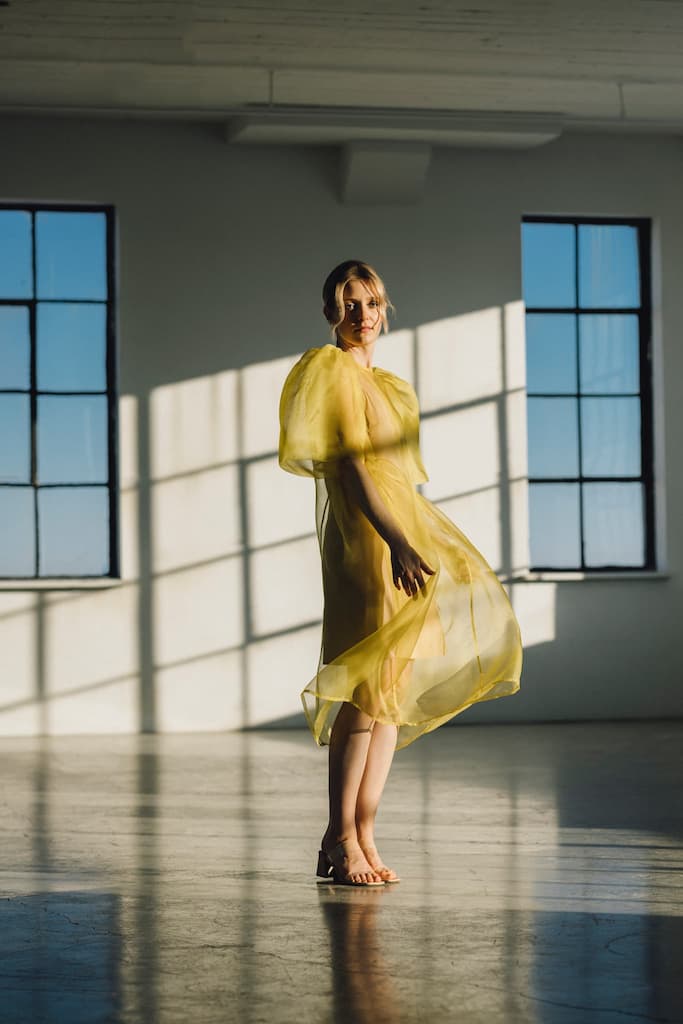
left=1, top=720, right=682, bottom=1024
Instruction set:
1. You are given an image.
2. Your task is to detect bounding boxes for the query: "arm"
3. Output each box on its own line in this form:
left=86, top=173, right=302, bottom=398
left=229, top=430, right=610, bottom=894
left=337, top=455, right=434, bottom=595
left=338, top=455, right=402, bottom=547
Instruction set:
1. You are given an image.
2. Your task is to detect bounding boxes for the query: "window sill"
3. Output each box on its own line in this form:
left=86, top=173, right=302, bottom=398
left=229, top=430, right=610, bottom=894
left=0, top=578, right=123, bottom=591
left=502, top=570, right=671, bottom=582
left=0, top=571, right=672, bottom=590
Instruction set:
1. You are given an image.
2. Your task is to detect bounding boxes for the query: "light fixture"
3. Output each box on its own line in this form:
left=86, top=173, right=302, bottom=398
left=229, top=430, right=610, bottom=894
left=225, top=104, right=564, bottom=150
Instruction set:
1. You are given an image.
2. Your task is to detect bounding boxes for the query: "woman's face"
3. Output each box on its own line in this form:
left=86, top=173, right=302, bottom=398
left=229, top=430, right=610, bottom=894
left=334, top=280, right=383, bottom=349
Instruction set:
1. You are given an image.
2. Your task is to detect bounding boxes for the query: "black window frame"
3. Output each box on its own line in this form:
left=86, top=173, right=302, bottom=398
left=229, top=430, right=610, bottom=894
left=0, top=201, right=119, bottom=580
left=522, top=214, right=655, bottom=572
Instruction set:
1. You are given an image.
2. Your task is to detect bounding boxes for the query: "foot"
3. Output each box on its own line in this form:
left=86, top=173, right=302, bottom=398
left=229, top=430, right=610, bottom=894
left=357, top=835, right=400, bottom=882
left=321, top=834, right=384, bottom=885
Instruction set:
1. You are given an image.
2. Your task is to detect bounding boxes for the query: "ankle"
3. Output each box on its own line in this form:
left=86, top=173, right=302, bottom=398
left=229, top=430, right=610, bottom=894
left=322, top=827, right=357, bottom=847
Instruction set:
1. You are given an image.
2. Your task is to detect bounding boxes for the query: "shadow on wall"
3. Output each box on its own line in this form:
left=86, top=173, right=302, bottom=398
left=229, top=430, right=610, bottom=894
left=1, top=300, right=548, bottom=735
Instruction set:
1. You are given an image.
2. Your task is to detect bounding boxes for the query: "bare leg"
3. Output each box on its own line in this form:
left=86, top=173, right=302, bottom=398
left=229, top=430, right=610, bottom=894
left=321, top=702, right=383, bottom=884
left=355, top=721, right=399, bottom=880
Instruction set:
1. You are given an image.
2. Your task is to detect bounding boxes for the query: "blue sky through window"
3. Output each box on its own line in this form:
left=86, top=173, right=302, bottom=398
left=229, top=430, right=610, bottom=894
left=521, top=219, right=646, bottom=569
left=0, top=208, right=111, bottom=577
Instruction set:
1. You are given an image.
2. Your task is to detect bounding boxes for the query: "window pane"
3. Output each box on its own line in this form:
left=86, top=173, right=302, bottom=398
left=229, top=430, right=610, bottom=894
left=579, top=314, right=639, bottom=393
left=522, top=222, right=575, bottom=308
left=529, top=483, right=580, bottom=568
left=37, top=395, right=108, bottom=484
left=0, top=306, right=30, bottom=389
left=0, top=395, right=31, bottom=483
left=0, top=210, right=32, bottom=299
left=0, top=487, right=36, bottom=576
left=527, top=397, right=579, bottom=478
left=578, top=224, right=640, bottom=308
left=38, top=486, right=109, bottom=575
left=36, top=211, right=107, bottom=301
left=525, top=313, right=576, bottom=393
left=583, top=483, right=645, bottom=567
left=37, top=302, right=107, bottom=392
left=580, top=397, right=641, bottom=477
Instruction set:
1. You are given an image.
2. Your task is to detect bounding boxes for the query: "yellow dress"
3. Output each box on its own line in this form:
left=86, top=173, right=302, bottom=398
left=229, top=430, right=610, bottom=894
left=278, top=343, right=523, bottom=751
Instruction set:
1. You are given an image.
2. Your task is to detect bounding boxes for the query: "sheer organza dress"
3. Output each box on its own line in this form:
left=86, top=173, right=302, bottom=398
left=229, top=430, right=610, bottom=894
left=278, top=343, right=523, bottom=751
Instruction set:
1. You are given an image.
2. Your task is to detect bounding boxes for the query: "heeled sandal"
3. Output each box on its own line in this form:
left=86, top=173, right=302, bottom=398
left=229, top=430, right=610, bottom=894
left=315, top=839, right=385, bottom=887
left=359, top=842, right=401, bottom=883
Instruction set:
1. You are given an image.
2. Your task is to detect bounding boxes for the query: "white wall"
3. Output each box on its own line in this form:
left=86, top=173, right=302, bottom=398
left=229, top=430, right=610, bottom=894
left=1, top=115, right=682, bottom=735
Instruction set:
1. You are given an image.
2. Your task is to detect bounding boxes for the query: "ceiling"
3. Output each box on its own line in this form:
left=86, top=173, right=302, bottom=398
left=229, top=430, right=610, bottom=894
left=1, top=0, right=683, bottom=145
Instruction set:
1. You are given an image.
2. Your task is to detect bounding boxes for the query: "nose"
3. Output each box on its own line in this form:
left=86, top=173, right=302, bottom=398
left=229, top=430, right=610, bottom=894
left=354, top=307, right=376, bottom=326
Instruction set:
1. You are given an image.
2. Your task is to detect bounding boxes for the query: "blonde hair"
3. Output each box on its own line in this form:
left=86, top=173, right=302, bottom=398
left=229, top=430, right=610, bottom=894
left=322, top=260, right=395, bottom=340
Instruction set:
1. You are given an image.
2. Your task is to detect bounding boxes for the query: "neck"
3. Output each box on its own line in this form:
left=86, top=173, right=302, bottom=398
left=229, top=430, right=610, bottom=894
left=336, top=338, right=375, bottom=369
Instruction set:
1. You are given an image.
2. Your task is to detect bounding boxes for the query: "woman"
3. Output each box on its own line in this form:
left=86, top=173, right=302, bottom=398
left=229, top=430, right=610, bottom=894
left=278, top=260, right=523, bottom=887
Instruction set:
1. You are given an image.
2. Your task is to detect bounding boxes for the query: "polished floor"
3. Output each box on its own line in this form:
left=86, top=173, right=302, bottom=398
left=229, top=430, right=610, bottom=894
left=2, top=720, right=682, bottom=1024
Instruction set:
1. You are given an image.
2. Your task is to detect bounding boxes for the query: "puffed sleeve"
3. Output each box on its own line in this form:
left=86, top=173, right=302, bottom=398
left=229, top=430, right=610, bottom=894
left=278, top=346, right=371, bottom=478
left=373, top=369, right=429, bottom=484
left=404, top=413, right=429, bottom=485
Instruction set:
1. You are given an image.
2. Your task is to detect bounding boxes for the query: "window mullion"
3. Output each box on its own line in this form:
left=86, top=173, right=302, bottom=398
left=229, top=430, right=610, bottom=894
left=574, top=223, right=586, bottom=570
left=30, top=211, right=40, bottom=578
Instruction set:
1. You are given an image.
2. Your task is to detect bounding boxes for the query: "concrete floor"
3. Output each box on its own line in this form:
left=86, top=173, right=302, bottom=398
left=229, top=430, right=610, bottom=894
left=1, top=720, right=682, bottom=1024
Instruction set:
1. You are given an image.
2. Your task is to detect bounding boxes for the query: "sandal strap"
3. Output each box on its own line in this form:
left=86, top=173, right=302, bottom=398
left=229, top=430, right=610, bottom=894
left=324, top=839, right=383, bottom=880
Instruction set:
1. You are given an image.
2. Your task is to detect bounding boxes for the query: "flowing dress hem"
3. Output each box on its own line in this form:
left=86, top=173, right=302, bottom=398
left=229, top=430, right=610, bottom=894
left=301, top=675, right=521, bottom=750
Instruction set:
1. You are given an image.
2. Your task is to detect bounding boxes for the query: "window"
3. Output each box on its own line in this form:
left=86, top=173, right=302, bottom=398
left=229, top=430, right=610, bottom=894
left=0, top=204, right=118, bottom=579
left=521, top=216, right=654, bottom=571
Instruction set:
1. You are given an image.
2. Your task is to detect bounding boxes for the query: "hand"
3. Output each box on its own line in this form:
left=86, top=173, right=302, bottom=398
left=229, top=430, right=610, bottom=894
left=389, top=536, right=435, bottom=596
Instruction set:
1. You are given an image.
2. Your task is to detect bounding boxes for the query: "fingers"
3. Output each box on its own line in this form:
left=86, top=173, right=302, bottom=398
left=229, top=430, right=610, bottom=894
left=401, top=570, right=421, bottom=596
left=402, top=573, right=417, bottom=596
left=392, top=546, right=436, bottom=595
left=401, top=561, right=435, bottom=595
